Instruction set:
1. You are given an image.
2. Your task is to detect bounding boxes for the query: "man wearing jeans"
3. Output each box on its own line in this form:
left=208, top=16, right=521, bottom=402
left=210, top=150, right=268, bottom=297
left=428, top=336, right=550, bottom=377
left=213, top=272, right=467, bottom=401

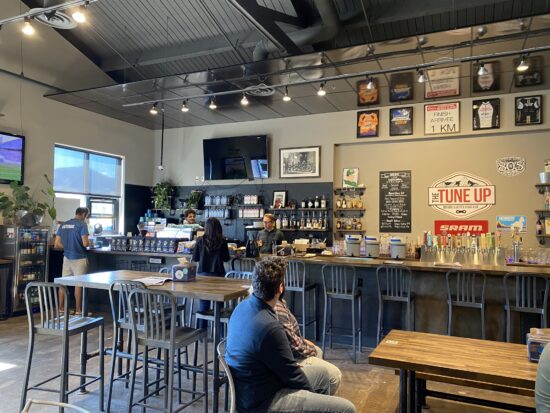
left=225, top=256, right=355, bottom=413
left=54, top=207, right=90, bottom=315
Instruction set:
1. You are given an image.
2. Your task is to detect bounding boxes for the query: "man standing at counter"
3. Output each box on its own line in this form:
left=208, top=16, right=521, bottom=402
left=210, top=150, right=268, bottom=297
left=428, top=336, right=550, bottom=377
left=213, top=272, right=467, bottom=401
left=257, top=213, right=284, bottom=254
left=54, top=207, right=90, bottom=315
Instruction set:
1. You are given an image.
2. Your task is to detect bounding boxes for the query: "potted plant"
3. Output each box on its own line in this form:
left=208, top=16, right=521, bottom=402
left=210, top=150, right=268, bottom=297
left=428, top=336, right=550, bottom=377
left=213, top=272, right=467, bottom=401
left=0, top=174, right=56, bottom=226
left=151, top=181, right=174, bottom=210
left=187, top=190, right=203, bottom=209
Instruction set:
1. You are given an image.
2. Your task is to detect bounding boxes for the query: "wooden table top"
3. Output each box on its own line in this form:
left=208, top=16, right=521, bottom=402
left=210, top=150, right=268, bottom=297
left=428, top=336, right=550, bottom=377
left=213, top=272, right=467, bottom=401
left=368, top=330, right=538, bottom=390
left=55, top=270, right=251, bottom=302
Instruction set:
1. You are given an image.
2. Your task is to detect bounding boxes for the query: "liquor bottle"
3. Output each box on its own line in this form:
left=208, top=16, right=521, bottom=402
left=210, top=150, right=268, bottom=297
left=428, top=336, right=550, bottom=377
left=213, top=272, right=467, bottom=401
left=336, top=219, right=341, bottom=230
left=320, top=194, right=327, bottom=209
left=307, top=198, right=314, bottom=208
left=301, top=198, right=306, bottom=208
left=300, top=211, right=305, bottom=229
left=276, top=215, right=282, bottom=229
left=312, top=213, right=318, bottom=229
left=537, top=218, right=543, bottom=235
left=282, top=214, right=289, bottom=229
left=314, top=196, right=320, bottom=208
left=336, top=197, right=342, bottom=208
left=306, top=212, right=312, bottom=229
left=245, top=233, right=259, bottom=258
left=342, top=197, right=347, bottom=209
left=322, top=211, right=328, bottom=230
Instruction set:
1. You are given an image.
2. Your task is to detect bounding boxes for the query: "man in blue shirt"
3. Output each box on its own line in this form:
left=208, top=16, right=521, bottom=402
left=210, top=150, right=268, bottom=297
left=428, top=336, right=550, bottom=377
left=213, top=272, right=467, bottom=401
left=54, top=207, right=90, bottom=315
left=226, top=256, right=356, bottom=413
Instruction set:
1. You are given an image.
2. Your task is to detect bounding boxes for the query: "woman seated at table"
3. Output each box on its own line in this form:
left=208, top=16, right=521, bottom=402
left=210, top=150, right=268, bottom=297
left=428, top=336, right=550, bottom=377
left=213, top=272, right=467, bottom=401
left=192, top=217, right=230, bottom=326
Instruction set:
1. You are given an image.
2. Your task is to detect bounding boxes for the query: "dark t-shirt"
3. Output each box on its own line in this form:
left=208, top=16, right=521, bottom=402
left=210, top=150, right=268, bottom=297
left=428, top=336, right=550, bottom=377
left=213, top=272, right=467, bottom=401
left=56, top=218, right=88, bottom=260
left=192, top=237, right=230, bottom=275
left=257, top=229, right=285, bottom=254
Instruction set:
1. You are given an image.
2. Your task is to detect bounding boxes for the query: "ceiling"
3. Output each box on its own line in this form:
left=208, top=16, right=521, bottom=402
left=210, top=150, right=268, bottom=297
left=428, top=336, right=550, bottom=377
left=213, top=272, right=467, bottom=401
left=13, top=0, right=550, bottom=129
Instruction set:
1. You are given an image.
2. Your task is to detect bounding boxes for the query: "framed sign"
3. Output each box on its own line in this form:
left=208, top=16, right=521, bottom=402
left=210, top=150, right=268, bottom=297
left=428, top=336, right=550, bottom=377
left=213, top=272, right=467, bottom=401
left=357, top=110, right=379, bottom=138
left=472, top=61, right=500, bottom=92
left=514, top=56, right=543, bottom=87
left=279, top=146, right=320, bottom=178
left=390, top=72, right=414, bottom=102
left=272, top=191, right=287, bottom=208
left=343, top=168, right=359, bottom=188
left=424, top=102, right=460, bottom=135
left=356, top=79, right=379, bottom=106
left=425, top=66, right=460, bottom=99
left=389, top=107, right=413, bottom=136
left=379, top=170, right=412, bottom=232
left=515, top=95, right=542, bottom=126
left=473, top=99, right=500, bottom=130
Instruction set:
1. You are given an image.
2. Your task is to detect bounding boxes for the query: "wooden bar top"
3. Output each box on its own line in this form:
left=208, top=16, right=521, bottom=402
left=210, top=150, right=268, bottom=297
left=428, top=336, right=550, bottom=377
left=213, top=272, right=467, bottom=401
left=286, top=255, right=550, bottom=276
left=369, top=330, right=537, bottom=390
left=55, top=270, right=250, bottom=302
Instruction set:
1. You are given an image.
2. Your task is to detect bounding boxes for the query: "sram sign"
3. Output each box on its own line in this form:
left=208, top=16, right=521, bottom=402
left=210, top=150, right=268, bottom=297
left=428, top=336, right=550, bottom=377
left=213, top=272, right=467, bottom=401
left=434, top=220, right=489, bottom=235
left=428, top=171, right=495, bottom=218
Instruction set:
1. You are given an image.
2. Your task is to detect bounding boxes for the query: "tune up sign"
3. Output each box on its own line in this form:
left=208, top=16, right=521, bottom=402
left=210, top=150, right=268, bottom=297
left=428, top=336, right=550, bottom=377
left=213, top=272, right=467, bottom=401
left=428, top=171, right=495, bottom=218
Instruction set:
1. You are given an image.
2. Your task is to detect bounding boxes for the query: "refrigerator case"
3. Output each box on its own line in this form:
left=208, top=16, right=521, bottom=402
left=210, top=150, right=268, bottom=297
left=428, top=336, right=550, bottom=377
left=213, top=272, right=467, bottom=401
left=0, top=225, right=49, bottom=314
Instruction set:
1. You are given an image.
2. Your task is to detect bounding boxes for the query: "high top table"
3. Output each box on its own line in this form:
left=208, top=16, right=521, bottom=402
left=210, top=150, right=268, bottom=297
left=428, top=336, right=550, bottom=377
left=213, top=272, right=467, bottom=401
left=368, top=330, right=538, bottom=413
left=55, top=270, right=251, bottom=413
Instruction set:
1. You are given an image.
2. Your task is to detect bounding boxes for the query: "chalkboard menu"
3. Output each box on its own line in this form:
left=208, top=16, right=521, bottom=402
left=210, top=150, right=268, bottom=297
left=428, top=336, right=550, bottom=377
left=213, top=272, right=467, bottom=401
left=379, top=170, right=412, bottom=232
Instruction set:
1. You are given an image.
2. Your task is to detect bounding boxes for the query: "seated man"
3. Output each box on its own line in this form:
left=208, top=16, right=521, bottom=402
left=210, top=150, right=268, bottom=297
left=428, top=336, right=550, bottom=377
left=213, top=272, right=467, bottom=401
left=226, top=256, right=355, bottom=413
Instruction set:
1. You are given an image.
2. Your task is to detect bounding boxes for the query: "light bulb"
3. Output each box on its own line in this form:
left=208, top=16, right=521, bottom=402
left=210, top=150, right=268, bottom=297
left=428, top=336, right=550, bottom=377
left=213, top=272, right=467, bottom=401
left=149, top=104, right=158, bottom=115
left=282, top=87, right=291, bottom=102
left=72, top=9, right=86, bottom=23
left=317, top=83, right=326, bottom=96
left=240, top=94, right=249, bottom=106
left=516, top=58, right=529, bottom=72
left=22, top=20, right=35, bottom=36
left=477, top=63, right=488, bottom=76
left=181, top=101, right=189, bottom=112
left=417, top=70, right=427, bottom=83
left=209, top=98, right=217, bottom=110
left=366, top=78, right=375, bottom=90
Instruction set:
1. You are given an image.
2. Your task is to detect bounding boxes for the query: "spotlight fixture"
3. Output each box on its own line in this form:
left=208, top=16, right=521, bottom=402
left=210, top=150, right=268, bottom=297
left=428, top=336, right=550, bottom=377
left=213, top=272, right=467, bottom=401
left=417, top=69, right=428, bottom=83
left=240, top=93, right=249, bottom=106
left=366, top=77, right=375, bottom=90
left=181, top=100, right=189, bottom=113
left=72, top=0, right=89, bottom=23
left=317, top=83, right=326, bottom=96
left=22, top=18, right=35, bottom=36
left=282, top=87, right=291, bottom=102
left=149, top=103, right=158, bottom=115
left=209, top=98, right=217, bottom=110
left=477, top=62, right=489, bottom=76
left=516, top=56, right=529, bottom=72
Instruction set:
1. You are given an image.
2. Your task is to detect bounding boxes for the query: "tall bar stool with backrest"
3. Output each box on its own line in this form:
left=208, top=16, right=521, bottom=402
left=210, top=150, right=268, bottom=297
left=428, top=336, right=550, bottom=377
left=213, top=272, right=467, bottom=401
left=127, top=289, right=208, bottom=413
left=232, top=257, right=257, bottom=273
left=106, top=280, right=146, bottom=412
left=20, top=282, right=105, bottom=413
left=503, top=272, right=549, bottom=343
left=285, top=260, right=318, bottom=339
left=446, top=269, right=487, bottom=339
left=217, top=339, right=236, bottom=413
left=321, top=264, right=362, bottom=363
left=376, top=265, right=414, bottom=344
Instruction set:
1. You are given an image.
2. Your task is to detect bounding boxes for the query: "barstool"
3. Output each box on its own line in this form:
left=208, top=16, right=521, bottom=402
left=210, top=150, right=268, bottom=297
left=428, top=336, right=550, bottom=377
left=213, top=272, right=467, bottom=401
left=446, top=269, right=487, bottom=339
left=376, top=265, right=414, bottom=344
left=20, top=282, right=105, bottom=413
left=321, top=264, right=362, bottom=363
left=127, top=289, right=208, bottom=413
left=232, top=257, right=257, bottom=272
left=503, top=272, right=549, bottom=343
left=285, top=260, right=318, bottom=339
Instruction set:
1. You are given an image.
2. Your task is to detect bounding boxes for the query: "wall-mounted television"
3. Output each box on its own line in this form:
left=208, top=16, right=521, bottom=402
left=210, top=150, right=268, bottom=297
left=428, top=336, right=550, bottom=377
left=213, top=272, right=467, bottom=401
left=0, top=131, right=25, bottom=184
left=203, top=135, right=268, bottom=180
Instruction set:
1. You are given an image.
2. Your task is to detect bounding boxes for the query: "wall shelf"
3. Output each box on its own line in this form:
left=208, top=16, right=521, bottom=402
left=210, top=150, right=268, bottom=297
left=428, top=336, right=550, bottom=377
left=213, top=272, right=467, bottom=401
left=335, top=229, right=365, bottom=233
left=279, top=228, right=330, bottom=232
left=334, top=187, right=365, bottom=196
left=536, top=184, right=550, bottom=194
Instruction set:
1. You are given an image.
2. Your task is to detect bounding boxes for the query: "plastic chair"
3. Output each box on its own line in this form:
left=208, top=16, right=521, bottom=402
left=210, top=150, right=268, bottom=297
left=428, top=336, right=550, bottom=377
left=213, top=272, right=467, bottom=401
left=285, top=260, right=318, bottom=339
left=376, top=265, right=414, bottom=345
left=20, top=282, right=104, bottom=413
left=321, top=264, right=362, bottom=363
left=127, top=289, right=208, bottom=413
left=217, top=339, right=236, bottom=413
left=446, top=270, right=487, bottom=339
left=503, top=272, right=549, bottom=343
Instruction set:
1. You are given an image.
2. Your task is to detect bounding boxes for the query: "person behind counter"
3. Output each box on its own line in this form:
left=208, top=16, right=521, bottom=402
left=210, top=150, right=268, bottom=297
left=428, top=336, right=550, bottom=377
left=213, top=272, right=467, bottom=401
left=183, top=209, right=197, bottom=224
left=192, top=217, right=230, bottom=326
left=257, top=213, right=284, bottom=254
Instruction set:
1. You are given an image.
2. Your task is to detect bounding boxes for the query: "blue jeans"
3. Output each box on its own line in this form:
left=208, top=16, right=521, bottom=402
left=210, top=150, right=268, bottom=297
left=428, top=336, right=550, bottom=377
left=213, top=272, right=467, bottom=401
left=267, top=364, right=356, bottom=413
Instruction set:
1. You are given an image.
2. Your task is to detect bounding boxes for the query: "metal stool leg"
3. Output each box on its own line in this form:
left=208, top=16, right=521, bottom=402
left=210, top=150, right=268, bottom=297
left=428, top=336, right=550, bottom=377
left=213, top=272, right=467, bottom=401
left=301, top=288, right=306, bottom=338
left=314, top=285, right=319, bottom=341
left=60, top=335, right=69, bottom=407
left=481, top=304, right=486, bottom=340
left=351, top=297, right=356, bottom=364
left=99, top=324, right=105, bottom=412
left=20, top=330, right=35, bottom=412
left=107, top=326, right=119, bottom=412
left=127, top=344, right=138, bottom=413
left=321, top=292, right=328, bottom=357
left=447, top=301, right=453, bottom=336
left=377, top=298, right=383, bottom=345
left=142, top=345, right=149, bottom=413
left=358, top=294, right=362, bottom=352
left=506, top=307, right=511, bottom=342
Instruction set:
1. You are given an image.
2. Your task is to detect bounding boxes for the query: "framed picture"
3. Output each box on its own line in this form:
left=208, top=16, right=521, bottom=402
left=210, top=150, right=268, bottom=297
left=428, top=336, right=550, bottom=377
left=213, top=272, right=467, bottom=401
left=515, top=95, right=542, bottom=126
left=472, top=61, right=500, bottom=92
left=357, top=110, right=379, bottom=138
left=343, top=168, right=359, bottom=188
left=425, top=66, right=460, bottom=99
left=272, top=191, right=287, bottom=208
left=390, top=107, right=413, bottom=136
left=356, top=78, right=379, bottom=106
left=473, top=99, right=500, bottom=130
left=390, top=72, right=414, bottom=101
left=424, top=102, right=460, bottom=135
left=279, top=146, right=321, bottom=178
left=514, top=56, right=543, bottom=87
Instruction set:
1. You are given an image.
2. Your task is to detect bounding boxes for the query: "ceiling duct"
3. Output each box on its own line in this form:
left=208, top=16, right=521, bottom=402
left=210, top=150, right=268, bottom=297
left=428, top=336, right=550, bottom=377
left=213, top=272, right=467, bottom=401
left=31, top=8, right=77, bottom=29
left=244, top=83, right=275, bottom=97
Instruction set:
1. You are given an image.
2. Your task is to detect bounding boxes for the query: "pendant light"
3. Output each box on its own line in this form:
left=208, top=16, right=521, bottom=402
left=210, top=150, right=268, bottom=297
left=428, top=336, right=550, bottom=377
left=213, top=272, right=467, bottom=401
left=181, top=100, right=189, bottom=112
left=209, top=98, right=217, bottom=110
left=282, top=86, right=291, bottom=102
left=240, top=93, right=249, bottom=106
left=317, top=83, right=326, bottom=96
left=22, top=18, right=35, bottom=35
left=477, top=62, right=489, bottom=76
left=149, top=103, right=158, bottom=115
left=417, top=69, right=428, bottom=83
left=366, top=77, right=375, bottom=90
left=516, top=56, right=529, bottom=72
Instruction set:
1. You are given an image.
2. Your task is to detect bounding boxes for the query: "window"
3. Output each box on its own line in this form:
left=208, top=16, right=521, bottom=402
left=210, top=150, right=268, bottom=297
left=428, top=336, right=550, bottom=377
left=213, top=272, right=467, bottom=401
left=54, top=145, right=124, bottom=234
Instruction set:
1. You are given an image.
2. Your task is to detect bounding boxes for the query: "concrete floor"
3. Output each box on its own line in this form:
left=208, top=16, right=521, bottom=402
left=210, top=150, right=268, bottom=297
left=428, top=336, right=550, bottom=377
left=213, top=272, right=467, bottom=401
left=0, top=313, right=534, bottom=413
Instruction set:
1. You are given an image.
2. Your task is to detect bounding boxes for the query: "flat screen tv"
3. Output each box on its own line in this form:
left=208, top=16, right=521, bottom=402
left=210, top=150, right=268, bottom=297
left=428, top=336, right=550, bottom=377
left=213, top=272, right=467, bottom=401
left=0, top=131, right=25, bottom=184
left=203, top=135, right=268, bottom=180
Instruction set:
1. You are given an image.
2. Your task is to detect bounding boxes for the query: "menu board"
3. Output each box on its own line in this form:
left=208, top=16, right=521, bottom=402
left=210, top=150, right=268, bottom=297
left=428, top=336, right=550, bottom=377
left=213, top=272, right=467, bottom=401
left=379, top=170, right=412, bottom=232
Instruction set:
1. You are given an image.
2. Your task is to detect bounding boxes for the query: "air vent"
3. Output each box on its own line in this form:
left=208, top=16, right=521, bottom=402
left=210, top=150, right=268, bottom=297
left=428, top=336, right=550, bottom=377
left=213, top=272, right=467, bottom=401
left=244, top=83, right=275, bottom=97
left=31, top=8, right=77, bottom=30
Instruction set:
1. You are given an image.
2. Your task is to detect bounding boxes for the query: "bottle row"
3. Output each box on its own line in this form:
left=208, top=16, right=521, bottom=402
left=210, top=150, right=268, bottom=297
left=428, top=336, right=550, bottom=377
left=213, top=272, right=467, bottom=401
left=335, top=196, right=363, bottom=209
left=274, top=211, right=329, bottom=230
left=298, top=195, right=328, bottom=209
left=335, top=218, right=363, bottom=231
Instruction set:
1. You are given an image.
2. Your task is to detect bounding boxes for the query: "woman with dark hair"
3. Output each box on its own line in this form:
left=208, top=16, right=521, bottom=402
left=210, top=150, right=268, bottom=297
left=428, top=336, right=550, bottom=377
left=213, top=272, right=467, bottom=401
left=192, top=217, right=231, bottom=326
